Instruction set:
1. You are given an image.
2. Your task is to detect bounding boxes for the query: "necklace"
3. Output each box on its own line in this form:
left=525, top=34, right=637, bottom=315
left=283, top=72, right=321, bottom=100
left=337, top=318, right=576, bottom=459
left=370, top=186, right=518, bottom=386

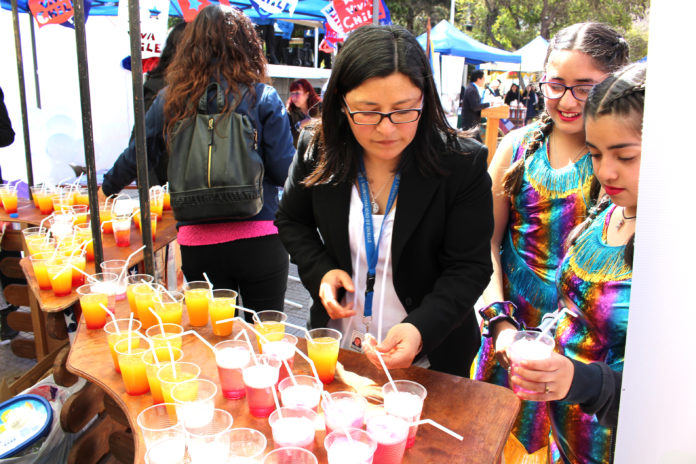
left=549, top=133, right=587, bottom=164
left=369, top=175, right=394, bottom=214
left=616, top=207, right=637, bottom=230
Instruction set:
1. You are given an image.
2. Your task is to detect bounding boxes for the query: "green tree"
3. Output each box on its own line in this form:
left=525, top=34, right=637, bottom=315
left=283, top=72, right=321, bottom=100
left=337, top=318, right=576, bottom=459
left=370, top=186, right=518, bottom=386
left=387, top=0, right=450, bottom=34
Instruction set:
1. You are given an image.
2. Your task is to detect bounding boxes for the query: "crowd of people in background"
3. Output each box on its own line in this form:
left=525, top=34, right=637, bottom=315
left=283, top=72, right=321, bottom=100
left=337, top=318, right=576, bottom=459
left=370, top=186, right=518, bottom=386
left=2, top=9, right=645, bottom=463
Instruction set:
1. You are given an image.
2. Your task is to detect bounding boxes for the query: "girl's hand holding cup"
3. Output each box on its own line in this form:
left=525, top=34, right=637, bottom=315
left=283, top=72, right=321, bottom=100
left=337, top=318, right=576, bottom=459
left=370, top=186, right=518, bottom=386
left=509, top=352, right=575, bottom=402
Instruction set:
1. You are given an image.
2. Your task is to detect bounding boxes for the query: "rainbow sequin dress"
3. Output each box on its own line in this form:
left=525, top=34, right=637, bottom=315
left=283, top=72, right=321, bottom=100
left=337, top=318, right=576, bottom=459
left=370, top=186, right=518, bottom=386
left=473, top=121, right=595, bottom=454
left=549, top=204, right=631, bottom=464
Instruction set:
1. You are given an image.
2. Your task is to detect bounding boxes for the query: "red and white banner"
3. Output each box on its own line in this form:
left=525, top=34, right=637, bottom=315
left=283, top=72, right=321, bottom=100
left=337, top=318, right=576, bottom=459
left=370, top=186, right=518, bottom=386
left=331, top=0, right=386, bottom=34
left=118, top=0, right=170, bottom=60
left=28, top=0, right=75, bottom=27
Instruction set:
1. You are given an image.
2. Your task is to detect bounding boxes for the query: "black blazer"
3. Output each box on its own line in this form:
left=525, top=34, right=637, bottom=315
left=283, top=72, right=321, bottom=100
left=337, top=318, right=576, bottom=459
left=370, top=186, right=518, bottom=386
left=460, top=82, right=490, bottom=131
left=275, top=132, right=494, bottom=377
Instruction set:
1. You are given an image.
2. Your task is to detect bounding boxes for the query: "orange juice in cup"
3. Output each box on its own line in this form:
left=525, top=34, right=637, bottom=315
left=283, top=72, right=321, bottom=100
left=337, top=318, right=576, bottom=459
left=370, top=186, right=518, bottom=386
left=46, top=259, right=73, bottom=297
left=157, top=362, right=201, bottom=418
left=29, top=186, right=42, bottom=208
left=114, top=336, right=151, bottom=396
left=22, top=227, right=50, bottom=255
left=163, top=189, right=171, bottom=210
left=112, top=215, right=132, bottom=247
left=307, top=328, right=342, bottom=384
left=99, top=207, right=113, bottom=234
left=75, top=187, right=89, bottom=206
left=157, top=290, right=184, bottom=325
left=69, top=254, right=87, bottom=287
left=183, top=281, right=212, bottom=327
left=150, top=187, right=164, bottom=221
left=35, top=191, right=54, bottom=215
left=0, top=184, right=18, bottom=214
left=208, top=289, right=237, bottom=336
left=254, top=310, right=287, bottom=352
left=29, top=252, right=53, bottom=290
left=143, top=347, right=183, bottom=404
left=74, top=222, right=96, bottom=261
left=104, top=318, right=142, bottom=373
left=76, top=283, right=110, bottom=329
left=71, top=205, right=89, bottom=225
left=146, top=323, right=184, bottom=360
left=126, top=274, right=154, bottom=318
left=134, top=284, right=159, bottom=330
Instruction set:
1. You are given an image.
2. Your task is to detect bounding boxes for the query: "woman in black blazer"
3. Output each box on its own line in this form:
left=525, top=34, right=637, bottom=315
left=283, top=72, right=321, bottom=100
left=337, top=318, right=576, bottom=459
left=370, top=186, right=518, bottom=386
left=275, top=25, right=494, bottom=378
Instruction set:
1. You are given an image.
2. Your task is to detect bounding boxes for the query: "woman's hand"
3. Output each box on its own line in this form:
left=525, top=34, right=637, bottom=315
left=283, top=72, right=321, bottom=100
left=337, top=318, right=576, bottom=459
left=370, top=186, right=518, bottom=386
left=363, top=323, right=422, bottom=369
left=509, top=352, right=575, bottom=401
left=319, top=269, right=356, bottom=319
left=492, top=321, right=518, bottom=370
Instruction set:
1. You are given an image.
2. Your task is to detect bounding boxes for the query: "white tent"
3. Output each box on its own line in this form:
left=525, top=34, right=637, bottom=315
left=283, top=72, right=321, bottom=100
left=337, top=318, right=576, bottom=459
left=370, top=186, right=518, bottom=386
left=479, top=35, right=549, bottom=73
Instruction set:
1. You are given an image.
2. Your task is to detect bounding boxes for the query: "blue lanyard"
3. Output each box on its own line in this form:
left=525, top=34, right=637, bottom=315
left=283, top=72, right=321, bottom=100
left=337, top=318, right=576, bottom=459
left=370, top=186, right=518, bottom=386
left=356, top=161, right=400, bottom=326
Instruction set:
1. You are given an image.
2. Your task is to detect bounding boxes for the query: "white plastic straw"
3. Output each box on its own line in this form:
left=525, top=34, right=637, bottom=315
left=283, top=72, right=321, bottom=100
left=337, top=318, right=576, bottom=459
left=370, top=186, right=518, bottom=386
left=536, top=307, right=579, bottom=339
left=148, top=306, right=166, bottom=338
left=118, top=245, right=146, bottom=282
left=180, top=329, right=216, bottom=353
left=271, top=382, right=282, bottom=417
left=414, top=419, right=464, bottom=441
left=281, top=321, right=313, bottom=341
left=365, top=334, right=397, bottom=392
left=98, top=303, right=120, bottom=333
left=202, top=272, right=214, bottom=299
left=230, top=304, right=261, bottom=325
left=127, top=313, right=134, bottom=354
left=237, top=329, right=259, bottom=366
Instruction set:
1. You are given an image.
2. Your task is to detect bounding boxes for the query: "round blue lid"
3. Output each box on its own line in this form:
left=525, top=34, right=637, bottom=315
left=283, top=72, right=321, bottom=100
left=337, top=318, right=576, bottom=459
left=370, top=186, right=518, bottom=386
left=0, top=394, right=53, bottom=458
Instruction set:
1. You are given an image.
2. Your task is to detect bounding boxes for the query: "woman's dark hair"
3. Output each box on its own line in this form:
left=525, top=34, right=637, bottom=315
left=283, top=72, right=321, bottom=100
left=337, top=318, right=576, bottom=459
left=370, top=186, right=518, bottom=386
left=147, top=21, right=187, bottom=81
left=289, top=78, right=321, bottom=117
left=502, top=22, right=630, bottom=197
left=164, top=5, right=268, bottom=139
left=566, top=63, right=646, bottom=268
left=304, top=25, right=461, bottom=186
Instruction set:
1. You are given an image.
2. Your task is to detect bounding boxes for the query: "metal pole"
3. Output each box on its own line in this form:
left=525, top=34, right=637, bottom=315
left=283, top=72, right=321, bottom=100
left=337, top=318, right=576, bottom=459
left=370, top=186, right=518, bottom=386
left=29, top=17, right=41, bottom=109
left=314, top=27, right=318, bottom=68
left=127, top=0, right=155, bottom=276
left=373, top=0, right=379, bottom=25
left=10, top=0, right=35, bottom=188
left=450, top=0, right=455, bottom=23
left=72, top=0, right=105, bottom=267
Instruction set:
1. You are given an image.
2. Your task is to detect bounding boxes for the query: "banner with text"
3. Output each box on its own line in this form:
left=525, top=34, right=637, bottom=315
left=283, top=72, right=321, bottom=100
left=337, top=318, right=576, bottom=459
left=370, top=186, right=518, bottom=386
left=118, top=0, right=170, bottom=59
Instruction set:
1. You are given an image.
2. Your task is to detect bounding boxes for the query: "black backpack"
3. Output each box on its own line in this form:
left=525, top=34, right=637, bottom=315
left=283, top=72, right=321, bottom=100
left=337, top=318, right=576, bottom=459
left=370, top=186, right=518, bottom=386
left=167, top=83, right=264, bottom=222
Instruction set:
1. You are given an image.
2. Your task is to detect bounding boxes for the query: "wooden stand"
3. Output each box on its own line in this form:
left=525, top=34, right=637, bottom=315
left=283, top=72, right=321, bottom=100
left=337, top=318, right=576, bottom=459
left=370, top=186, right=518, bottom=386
left=482, top=104, right=510, bottom=164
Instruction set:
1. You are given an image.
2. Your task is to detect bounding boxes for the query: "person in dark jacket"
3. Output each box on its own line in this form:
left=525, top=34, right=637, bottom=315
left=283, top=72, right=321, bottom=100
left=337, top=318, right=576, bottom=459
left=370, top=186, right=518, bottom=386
left=100, top=6, right=295, bottom=314
left=504, top=83, right=522, bottom=105
left=459, top=69, right=490, bottom=134
left=275, top=25, right=493, bottom=377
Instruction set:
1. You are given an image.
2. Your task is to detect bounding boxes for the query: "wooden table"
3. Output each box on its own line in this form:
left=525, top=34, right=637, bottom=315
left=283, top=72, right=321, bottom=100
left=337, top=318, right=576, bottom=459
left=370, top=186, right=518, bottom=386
left=0, top=197, right=49, bottom=225
left=67, top=301, right=520, bottom=463
left=20, top=210, right=178, bottom=313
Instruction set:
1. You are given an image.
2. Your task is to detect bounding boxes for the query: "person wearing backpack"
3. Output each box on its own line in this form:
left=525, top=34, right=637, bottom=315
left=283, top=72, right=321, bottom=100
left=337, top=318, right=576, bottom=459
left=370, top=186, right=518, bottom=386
left=100, top=5, right=295, bottom=314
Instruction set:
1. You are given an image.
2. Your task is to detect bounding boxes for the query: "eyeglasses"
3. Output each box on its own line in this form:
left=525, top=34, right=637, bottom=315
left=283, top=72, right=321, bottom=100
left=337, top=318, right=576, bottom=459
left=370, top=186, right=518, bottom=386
left=539, top=82, right=596, bottom=101
left=289, top=91, right=304, bottom=97
left=342, top=97, right=423, bottom=125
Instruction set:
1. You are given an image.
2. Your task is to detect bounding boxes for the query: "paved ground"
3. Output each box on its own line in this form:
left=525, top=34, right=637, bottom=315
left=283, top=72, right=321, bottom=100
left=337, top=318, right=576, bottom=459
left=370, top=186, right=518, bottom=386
left=0, top=265, right=312, bottom=391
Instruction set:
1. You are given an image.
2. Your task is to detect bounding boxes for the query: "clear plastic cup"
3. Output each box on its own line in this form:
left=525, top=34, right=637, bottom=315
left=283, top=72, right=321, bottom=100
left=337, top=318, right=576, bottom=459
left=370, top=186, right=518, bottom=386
left=171, top=378, right=217, bottom=429
left=307, top=328, right=342, bottom=384
left=157, top=362, right=201, bottom=418
left=104, top=318, right=142, bottom=372
left=184, top=281, right=212, bottom=327
left=100, top=259, right=128, bottom=300
left=76, top=282, right=110, bottom=329
left=114, top=335, right=151, bottom=395
left=269, top=406, right=317, bottom=451
left=509, top=330, right=555, bottom=394
left=46, top=259, right=73, bottom=297
left=227, top=427, right=267, bottom=462
left=112, top=214, right=132, bottom=247
left=209, top=288, right=238, bottom=336
left=214, top=339, right=253, bottom=399
left=255, top=310, right=288, bottom=350
left=382, top=380, right=427, bottom=449
left=143, top=347, right=184, bottom=404
left=321, top=391, right=368, bottom=435
left=126, top=274, right=155, bottom=317
left=263, top=334, right=297, bottom=384
left=184, top=408, right=233, bottom=464
left=146, top=323, right=184, bottom=360
left=134, top=283, right=160, bottom=331
left=157, top=290, right=184, bottom=325
left=325, top=428, right=377, bottom=464
left=365, top=413, right=409, bottom=464
left=243, top=355, right=282, bottom=418
left=137, top=403, right=185, bottom=448
left=278, top=375, right=322, bottom=412
left=30, top=252, right=53, bottom=291
left=0, top=183, right=19, bottom=214
left=263, top=447, right=317, bottom=464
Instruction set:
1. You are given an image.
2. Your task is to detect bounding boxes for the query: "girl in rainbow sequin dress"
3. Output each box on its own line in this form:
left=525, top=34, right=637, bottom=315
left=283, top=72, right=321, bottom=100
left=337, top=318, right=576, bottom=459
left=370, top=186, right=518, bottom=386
left=509, top=63, right=645, bottom=463
left=473, top=23, right=629, bottom=462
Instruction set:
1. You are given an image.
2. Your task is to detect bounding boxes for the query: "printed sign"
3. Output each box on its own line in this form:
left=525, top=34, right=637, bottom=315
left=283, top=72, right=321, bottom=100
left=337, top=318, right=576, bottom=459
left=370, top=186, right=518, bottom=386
left=332, top=0, right=386, bottom=33
left=250, top=0, right=298, bottom=16
left=118, top=0, right=170, bottom=59
left=28, top=0, right=91, bottom=28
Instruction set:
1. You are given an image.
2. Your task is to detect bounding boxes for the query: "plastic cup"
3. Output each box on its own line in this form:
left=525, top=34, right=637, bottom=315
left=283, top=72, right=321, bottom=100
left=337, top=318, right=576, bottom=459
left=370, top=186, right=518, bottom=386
left=157, top=290, right=184, bottom=325
left=29, top=186, right=42, bottom=209
left=114, top=336, right=151, bottom=395
left=242, top=354, right=282, bottom=418
left=171, top=378, right=217, bottom=429
left=382, top=380, right=427, bottom=449
left=29, top=252, right=53, bottom=291
left=99, top=206, right=113, bottom=234
left=278, top=375, right=322, bottom=412
left=74, top=222, right=96, bottom=261
left=214, top=339, right=252, bottom=399
left=208, top=288, right=237, bottom=336
left=163, top=189, right=171, bottom=211
left=325, top=428, right=377, bottom=464
left=46, top=259, right=73, bottom=297
left=263, top=447, right=317, bottom=464
left=69, top=254, right=87, bottom=288
left=157, top=362, right=201, bottom=418
left=89, top=272, right=120, bottom=312
left=104, top=318, right=142, bottom=373
left=146, top=323, right=184, bottom=360
left=112, top=214, right=132, bottom=247
left=34, top=189, right=54, bottom=215
left=126, top=274, right=155, bottom=317
left=52, top=191, right=73, bottom=213
left=255, top=310, right=288, bottom=351
left=100, top=259, right=128, bottom=300
left=365, top=414, right=409, bottom=464
left=269, top=406, right=317, bottom=451
left=143, top=347, right=184, bottom=404
left=0, top=184, right=18, bottom=214
left=227, top=427, right=267, bottom=462
left=322, top=391, right=368, bottom=435
left=22, top=227, right=50, bottom=256
left=262, top=334, right=297, bottom=384
left=134, top=284, right=160, bottom=330
left=509, top=330, right=555, bottom=394
left=184, top=408, right=234, bottom=464
left=307, top=328, right=342, bottom=384
left=75, top=187, right=89, bottom=206
left=145, top=440, right=186, bottom=464
left=137, top=403, right=186, bottom=449
left=71, top=204, right=89, bottom=225
left=184, top=281, right=212, bottom=327
left=150, top=189, right=164, bottom=221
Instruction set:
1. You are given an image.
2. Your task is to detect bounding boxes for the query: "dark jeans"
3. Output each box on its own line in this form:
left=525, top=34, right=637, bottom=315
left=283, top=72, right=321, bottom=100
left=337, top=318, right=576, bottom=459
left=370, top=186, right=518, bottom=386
left=180, top=234, right=289, bottom=314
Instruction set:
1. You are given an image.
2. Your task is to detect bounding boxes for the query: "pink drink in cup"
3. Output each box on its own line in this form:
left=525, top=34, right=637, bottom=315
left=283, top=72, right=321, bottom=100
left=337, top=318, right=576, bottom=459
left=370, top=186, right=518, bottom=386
left=382, top=380, right=427, bottom=449
left=509, top=330, right=555, bottom=394
left=214, top=340, right=252, bottom=399
left=263, top=334, right=297, bottom=384
left=242, top=354, right=281, bottom=418
left=268, top=406, right=317, bottom=451
left=321, top=391, right=368, bottom=435
left=325, top=428, right=377, bottom=464
left=366, top=414, right=409, bottom=464
left=279, top=375, right=322, bottom=412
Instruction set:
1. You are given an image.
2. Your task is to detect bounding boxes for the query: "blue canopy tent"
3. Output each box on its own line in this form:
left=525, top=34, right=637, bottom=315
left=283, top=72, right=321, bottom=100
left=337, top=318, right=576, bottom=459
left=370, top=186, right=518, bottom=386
left=416, top=20, right=521, bottom=65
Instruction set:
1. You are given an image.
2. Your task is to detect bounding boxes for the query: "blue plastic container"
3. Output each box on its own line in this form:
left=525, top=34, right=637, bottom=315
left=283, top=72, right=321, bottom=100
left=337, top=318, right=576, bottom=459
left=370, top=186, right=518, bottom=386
left=0, top=394, right=53, bottom=459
